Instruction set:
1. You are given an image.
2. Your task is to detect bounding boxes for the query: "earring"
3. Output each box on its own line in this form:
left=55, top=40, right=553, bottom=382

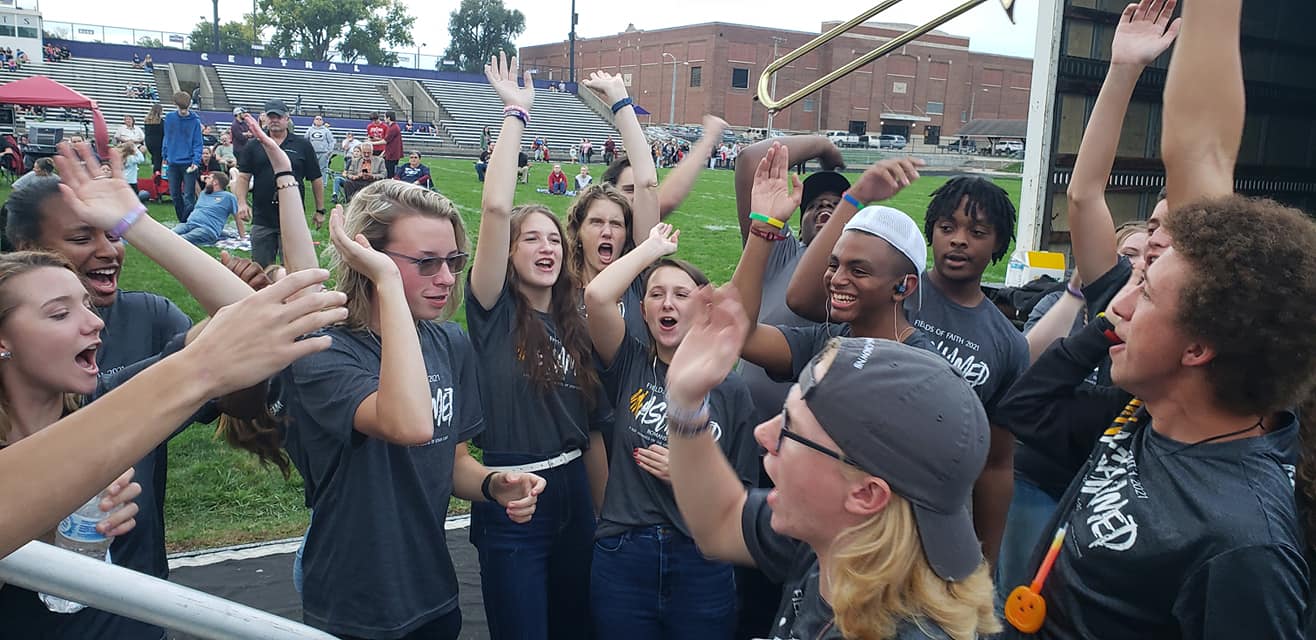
left=0, top=351, right=10, bottom=360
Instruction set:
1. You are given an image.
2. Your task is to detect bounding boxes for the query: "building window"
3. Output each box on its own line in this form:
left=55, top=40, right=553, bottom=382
left=802, top=97, right=815, bottom=113
left=622, top=73, right=633, bottom=87
left=0, top=25, right=14, bottom=37
left=961, top=110, right=968, bottom=123
left=731, top=68, right=749, bottom=89
left=892, top=81, right=908, bottom=94
left=926, top=101, right=944, bottom=115
left=690, top=66, right=702, bottom=88
left=17, top=26, right=36, bottom=38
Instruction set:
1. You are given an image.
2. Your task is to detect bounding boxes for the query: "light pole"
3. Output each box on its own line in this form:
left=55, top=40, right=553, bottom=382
left=212, top=0, right=220, bottom=53
left=415, top=42, right=425, bottom=70
left=969, top=87, right=988, bottom=121
left=662, top=52, right=678, bottom=126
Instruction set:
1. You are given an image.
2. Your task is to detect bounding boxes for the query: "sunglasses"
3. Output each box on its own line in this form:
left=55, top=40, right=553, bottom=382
left=776, top=406, right=860, bottom=468
left=383, top=250, right=469, bottom=276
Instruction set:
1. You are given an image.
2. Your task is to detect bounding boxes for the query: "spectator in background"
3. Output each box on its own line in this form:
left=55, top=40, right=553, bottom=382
left=143, top=103, right=165, bottom=180
left=162, top=90, right=204, bottom=222
left=474, top=143, right=493, bottom=182
left=10, top=157, right=54, bottom=191
left=541, top=138, right=551, bottom=163
left=340, top=132, right=362, bottom=158
left=574, top=165, right=592, bottom=191
left=234, top=104, right=325, bottom=265
left=214, top=132, right=236, bottom=168
left=173, top=172, right=244, bottom=244
left=305, top=115, right=336, bottom=182
left=365, top=113, right=386, bottom=157
left=142, top=53, right=153, bottom=71
left=382, top=111, right=403, bottom=178
left=117, top=142, right=150, bottom=202
left=547, top=163, right=567, bottom=195
left=115, top=115, right=145, bottom=146
left=516, top=149, right=530, bottom=184
left=581, top=138, right=593, bottom=164
left=132, top=52, right=142, bottom=68
left=481, top=125, right=492, bottom=150
left=603, top=135, right=616, bottom=164
left=201, top=124, right=219, bottom=147
left=569, top=144, right=578, bottom=164
left=334, top=145, right=368, bottom=203
left=395, top=151, right=431, bottom=187
left=190, top=86, right=201, bottom=109
left=229, top=108, right=253, bottom=156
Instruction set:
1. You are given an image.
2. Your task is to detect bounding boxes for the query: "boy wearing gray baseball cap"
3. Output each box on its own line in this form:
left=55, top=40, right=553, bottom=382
left=665, top=286, right=1001, bottom=640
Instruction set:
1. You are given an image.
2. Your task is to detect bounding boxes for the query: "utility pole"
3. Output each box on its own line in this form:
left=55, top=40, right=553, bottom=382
left=212, top=0, right=221, bottom=54
left=568, top=0, right=578, bottom=84
left=662, top=52, right=677, bottom=126
left=767, top=36, right=786, bottom=133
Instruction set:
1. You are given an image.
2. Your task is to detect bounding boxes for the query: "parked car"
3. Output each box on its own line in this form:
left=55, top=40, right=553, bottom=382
left=942, top=138, right=978, bottom=153
left=993, top=139, right=1024, bottom=155
left=877, top=134, right=907, bottom=150
left=825, top=130, right=860, bottom=147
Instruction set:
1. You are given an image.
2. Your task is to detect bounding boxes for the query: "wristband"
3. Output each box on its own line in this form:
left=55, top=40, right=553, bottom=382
left=503, top=106, right=529, bottom=126
left=273, top=170, right=294, bottom=180
left=666, top=396, right=712, bottom=437
left=842, top=192, right=863, bottom=210
left=748, top=212, right=786, bottom=229
left=610, top=97, right=633, bottom=114
left=276, top=182, right=299, bottom=191
left=749, top=226, right=787, bottom=242
left=1094, top=312, right=1123, bottom=345
left=1065, top=283, right=1085, bottom=300
left=108, top=204, right=147, bottom=240
left=481, top=471, right=499, bottom=503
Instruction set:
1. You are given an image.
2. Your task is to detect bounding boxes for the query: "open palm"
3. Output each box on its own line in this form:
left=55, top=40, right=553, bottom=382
left=750, top=143, right=802, bottom=224
left=485, top=51, right=534, bottom=112
left=1110, top=0, right=1181, bottom=66
left=666, top=285, right=750, bottom=406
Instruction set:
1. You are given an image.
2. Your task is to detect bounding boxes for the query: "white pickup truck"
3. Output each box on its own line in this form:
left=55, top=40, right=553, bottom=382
left=824, top=130, right=860, bottom=147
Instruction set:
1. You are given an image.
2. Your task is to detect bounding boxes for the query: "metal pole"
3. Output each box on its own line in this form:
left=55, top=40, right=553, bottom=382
left=670, top=60, right=678, bottom=126
left=1014, top=0, right=1065, bottom=269
left=568, top=0, right=577, bottom=84
left=212, top=0, right=221, bottom=53
left=0, top=542, right=336, bottom=640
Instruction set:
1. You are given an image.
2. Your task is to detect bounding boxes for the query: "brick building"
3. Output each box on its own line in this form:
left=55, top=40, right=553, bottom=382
left=519, top=21, right=1032, bottom=144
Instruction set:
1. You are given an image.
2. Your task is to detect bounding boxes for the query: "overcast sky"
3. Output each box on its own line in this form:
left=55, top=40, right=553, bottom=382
left=41, top=0, right=1037, bottom=59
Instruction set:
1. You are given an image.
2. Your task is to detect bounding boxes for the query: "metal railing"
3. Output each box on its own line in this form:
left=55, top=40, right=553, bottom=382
left=0, top=541, right=334, bottom=640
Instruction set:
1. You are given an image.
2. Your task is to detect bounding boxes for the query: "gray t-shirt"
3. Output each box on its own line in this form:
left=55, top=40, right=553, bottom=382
left=597, top=331, right=758, bottom=539
left=281, top=322, right=484, bottom=638
left=739, top=226, right=817, bottom=426
left=905, top=273, right=1029, bottom=421
left=466, top=281, right=612, bottom=456
left=742, top=490, right=953, bottom=640
left=773, top=323, right=938, bottom=384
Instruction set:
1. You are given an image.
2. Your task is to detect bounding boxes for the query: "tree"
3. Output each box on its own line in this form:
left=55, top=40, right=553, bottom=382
left=258, top=0, right=415, bottom=66
left=188, top=20, right=255, bottom=55
left=137, top=36, right=164, bottom=48
left=443, top=0, right=525, bottom=73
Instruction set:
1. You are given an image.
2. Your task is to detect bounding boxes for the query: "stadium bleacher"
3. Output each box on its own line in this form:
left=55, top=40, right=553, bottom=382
left=424, top=79, right=618, bottom=150
left=7, top=57, right=162, bottom=138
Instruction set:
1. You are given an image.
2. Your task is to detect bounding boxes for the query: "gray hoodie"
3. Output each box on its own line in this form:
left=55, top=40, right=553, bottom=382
left=305, top=123, right=336, bottom=154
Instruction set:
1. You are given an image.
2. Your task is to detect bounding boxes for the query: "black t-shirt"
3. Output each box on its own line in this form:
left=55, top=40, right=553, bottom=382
left=236, top=132, right=322, bottom=229
left=741, top=490, right=954, bottom=640
left=596, top=330, right=758, bottom=539
left=772, top=322, right=938, bottom=384
left=465, top=281, right=611, bottom=456
left=281, top=322, right=483, bottom=638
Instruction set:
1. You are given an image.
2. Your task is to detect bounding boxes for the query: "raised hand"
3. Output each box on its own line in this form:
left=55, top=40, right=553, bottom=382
left=665, top=285, right=751, bottom=408
left=328, top=206, right=399, bottom=284
left=484, top=51, right=534, bottom=112
left=490, top=472, right=547, bottom=523
left=702, top=115, right=729, bottom=140
left=244, top=113, right=292, bottom=174
left=644, top=222, right=680, bottom=256
left=1110, top=0, right=1182, bottom=66
left=96, top=468, right=141, bottom=538
left=582, top=71, right=629, bottom=106
left=50, top=142, right=142, bottom=231
left=750, top=142, right=803, bottom=224
left=849, top=157, right=924, bottom=204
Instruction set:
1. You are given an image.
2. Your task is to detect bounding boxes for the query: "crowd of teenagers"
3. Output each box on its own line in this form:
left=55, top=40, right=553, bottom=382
left=3, top=1, right=1316, bottom=639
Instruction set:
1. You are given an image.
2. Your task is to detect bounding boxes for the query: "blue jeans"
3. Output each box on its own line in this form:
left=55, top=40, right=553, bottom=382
left=996, top=476, right=1059, bottom=603
left=172, top=222, right=218, bottom=246
left=168, top=163, right=198, bottom=222
left=474, top=162, right=487, bottom=182
left=591, top=525, right=736, bottom=640
left=471, top=453, right=595, bottom=640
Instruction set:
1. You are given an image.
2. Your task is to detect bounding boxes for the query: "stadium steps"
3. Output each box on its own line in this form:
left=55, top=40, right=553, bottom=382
left=202, top=66, right=232, bottom=112
left=7, top=58, right=163, bottom=136
left=423, top=80, right=618, bottom=151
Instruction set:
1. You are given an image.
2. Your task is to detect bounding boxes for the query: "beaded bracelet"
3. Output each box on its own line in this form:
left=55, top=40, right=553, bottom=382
left=749, top=226, right=787, bottom=242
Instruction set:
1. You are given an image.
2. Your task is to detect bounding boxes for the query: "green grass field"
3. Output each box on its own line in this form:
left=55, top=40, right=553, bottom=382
left=1, top=157, right=1020, bottom=550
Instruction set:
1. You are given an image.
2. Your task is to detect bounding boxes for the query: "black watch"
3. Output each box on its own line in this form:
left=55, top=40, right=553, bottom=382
left=315, top=208, right=326, bottom=215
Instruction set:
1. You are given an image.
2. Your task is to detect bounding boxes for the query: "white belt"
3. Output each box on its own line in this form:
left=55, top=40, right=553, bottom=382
left=485, top=449, right=582, bottom=474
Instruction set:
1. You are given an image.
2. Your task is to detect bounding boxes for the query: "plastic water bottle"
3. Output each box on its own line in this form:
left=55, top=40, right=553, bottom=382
left=1005, top=248, right=1028, bottom=287
left=39, top=492, right=112, bottom=614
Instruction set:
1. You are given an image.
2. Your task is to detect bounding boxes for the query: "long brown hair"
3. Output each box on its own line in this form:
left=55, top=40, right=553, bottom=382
left=506, top=205, right=600, bottom=406
left=0, top=251, right=89, bottom=444
left=565, top=184, right=635, bottom=285
left=145, top=103, right=163, bottom=125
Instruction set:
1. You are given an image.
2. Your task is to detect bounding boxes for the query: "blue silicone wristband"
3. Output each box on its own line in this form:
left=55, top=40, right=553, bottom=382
left=842, top=192, right=863, bottom=210
left=610, top=97, right=634, bottom=114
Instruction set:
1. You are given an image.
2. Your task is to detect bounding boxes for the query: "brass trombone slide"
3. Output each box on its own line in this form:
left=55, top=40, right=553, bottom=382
left=756, top=0, right=1016, bottom=113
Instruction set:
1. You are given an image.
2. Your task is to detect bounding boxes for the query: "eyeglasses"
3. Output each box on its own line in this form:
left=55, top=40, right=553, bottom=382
left=382, top=250, right=469, bottom=276
left=775, top=406, right=859, bottom=468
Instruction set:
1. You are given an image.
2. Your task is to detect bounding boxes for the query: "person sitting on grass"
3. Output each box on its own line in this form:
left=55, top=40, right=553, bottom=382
left=548, top=163, right=568, bottom=195
left=574, top=165, right=592, bottom=191
left=172, top=172, right=244, bottom=245
left=395, top=151, right=431, bottom=188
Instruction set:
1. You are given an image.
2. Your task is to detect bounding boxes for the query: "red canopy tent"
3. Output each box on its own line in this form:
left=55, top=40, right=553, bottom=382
left=0, top=76, right=109, bottom=152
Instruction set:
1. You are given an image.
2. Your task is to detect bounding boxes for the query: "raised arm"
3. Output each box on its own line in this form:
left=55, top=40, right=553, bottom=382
left=734, top=135, right=844, bottom=244
left=327, top=209, right=433, bottom=446
left=0, top=269, right=342, bottom=558
left=1024, top=275, right=1086, bottom=364
left=1162, top=0, right=1243, bottom=207
left=584, top=223, right=678, bottom=366
left=785, top=158, right=922, bottom=321
left=583, top=71, right=659, bottom=243
left=658, top=116, right=728, bottom=218
left=53, top=143, right=253, bottom=315
left=469, top=53, right=534, bottom=310
left=665, top=284, right=755, bottom=567
left=733, top=143, right=800, bottom=378
left=240, top=113, right=318, bottom=273
left=1068, top=0, right=1180, bottom=284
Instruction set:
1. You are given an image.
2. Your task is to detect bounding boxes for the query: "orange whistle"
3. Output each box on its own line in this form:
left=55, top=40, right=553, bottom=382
left=1006, top=525, right=1067, bottom=633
